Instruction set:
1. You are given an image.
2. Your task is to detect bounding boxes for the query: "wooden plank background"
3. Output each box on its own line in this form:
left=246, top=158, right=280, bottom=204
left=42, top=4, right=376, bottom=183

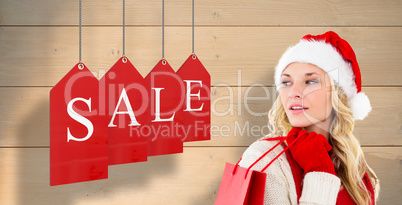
left=0, top=0, right=401, bottom=204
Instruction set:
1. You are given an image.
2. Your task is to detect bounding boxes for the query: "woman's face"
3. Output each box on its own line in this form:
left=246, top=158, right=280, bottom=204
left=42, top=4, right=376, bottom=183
left=280, top=63, right=333, bottom=130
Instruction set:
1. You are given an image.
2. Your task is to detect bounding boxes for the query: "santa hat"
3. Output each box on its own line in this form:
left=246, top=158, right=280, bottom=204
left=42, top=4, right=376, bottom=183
left=274, top=31, right=371, bottom=120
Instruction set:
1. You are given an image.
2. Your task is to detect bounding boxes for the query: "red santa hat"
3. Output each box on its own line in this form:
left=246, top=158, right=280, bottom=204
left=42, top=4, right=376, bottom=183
left=274, top=31, right=372, bottom=120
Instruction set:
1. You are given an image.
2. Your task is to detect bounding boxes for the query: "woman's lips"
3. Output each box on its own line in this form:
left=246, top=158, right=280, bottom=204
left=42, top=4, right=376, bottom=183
left=289, top=104, right=309, bottom=114
left=290, top=108, right=308, bottom=114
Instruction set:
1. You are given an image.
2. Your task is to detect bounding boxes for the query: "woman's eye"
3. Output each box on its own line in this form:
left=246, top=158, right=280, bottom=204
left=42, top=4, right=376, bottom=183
left=306, top=80, right=318, bottom=85
left=281, top=81, right=291, bottom=86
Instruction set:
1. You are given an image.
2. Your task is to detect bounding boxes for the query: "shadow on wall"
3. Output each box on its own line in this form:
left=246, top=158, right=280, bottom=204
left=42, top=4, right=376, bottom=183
left=15, top=96, right=179, bottom=205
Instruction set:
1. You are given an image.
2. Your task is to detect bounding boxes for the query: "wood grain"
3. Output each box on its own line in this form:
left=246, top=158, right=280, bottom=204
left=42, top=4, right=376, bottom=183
left=1, top=0, right=401, bottom=26
left=0, top=27, right=401, bottom=86
left=0, top=0, right=400, bottom=204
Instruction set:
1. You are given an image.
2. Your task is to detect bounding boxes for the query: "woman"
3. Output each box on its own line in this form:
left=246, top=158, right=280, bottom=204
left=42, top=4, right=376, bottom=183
left=237, top=31, right=380, bottom=205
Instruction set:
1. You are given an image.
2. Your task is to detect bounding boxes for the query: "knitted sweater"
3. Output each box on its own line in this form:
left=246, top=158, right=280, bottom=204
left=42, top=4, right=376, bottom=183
left=238, top=139, right=341, bottom=205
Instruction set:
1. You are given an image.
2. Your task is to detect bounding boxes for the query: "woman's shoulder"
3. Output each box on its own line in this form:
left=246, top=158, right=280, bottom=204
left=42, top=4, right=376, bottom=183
left=238, top=135, right=289, bottom=171
left=250, top=134, right=287, bottom=152
left=237, top=135, right=298, bottom=204
left=248, top=137, right=285, bottom=153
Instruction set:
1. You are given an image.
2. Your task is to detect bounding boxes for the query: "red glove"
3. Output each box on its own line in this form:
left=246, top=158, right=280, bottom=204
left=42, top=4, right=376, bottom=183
left=286, top=128, right=336, bottom=176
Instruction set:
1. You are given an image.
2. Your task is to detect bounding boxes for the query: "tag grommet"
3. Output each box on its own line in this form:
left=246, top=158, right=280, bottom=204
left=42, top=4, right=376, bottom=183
left=78, top=63, right=84, bottom=70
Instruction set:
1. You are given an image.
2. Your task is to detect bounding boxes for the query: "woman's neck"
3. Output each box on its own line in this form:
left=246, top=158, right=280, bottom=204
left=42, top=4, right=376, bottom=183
left=304, top=113, right=333, bottom=140
left=305, top=124, right=330, bottom=140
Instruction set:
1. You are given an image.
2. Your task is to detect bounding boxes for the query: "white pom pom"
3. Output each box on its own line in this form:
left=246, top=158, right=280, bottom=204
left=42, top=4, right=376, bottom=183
left=348, top=92, right=372, bottom=120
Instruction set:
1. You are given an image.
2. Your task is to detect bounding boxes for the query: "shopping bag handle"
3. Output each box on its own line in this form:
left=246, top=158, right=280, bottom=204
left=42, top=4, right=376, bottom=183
left=259, top=136, right=299, bottom=173
left=231, top=158, right=243, bottom=175
left=231, top=137, right=285, bottom=176
left=241, top=135, right=301, bottom=179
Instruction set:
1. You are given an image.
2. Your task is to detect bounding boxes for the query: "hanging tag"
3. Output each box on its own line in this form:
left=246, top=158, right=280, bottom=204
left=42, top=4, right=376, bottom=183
left=100, top=57, right=148, bottom=165
left=176, top=54, right=211, bottom=142
left=50, top=63, right=108, bottom=186
left=145, top=59, right=184, bottom=156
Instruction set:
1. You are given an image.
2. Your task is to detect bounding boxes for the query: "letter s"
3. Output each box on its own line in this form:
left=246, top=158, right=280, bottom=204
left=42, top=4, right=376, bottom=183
left=66, top=97, right=94, bottom=142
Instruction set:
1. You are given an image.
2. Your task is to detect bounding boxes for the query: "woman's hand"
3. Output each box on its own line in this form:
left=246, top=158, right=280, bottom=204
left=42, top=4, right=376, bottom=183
left=286, top=128, right=336, bottom=176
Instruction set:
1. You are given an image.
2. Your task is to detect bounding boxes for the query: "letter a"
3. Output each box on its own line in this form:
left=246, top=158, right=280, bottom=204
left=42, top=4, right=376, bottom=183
left=108, top=88, right=141, bottom=127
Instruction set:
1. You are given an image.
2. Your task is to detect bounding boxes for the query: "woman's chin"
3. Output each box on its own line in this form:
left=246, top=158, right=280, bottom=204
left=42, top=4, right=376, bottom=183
left=289, top=120, right=313, bottom=128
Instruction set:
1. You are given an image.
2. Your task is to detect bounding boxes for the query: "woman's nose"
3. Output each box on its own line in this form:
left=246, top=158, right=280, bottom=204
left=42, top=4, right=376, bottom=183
left=289, top=82, right=303, bottom=99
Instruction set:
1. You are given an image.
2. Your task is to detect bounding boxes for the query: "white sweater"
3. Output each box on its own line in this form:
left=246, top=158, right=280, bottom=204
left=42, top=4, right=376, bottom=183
left=238, top=139, right=341, bottom=205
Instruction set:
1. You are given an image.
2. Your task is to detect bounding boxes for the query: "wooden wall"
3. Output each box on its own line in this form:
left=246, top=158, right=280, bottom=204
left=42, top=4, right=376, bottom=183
left=0, top=0, right=401, bottom=204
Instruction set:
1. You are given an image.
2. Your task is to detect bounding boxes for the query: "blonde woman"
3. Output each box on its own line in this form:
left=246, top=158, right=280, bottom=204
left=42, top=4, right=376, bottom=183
left=237, top=31, right=380, bottom=205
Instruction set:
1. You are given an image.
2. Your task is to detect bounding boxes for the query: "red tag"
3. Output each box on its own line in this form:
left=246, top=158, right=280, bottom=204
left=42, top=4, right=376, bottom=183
left=50, top=63, right=108, bottom=186
left=145, top=59, right=184, bottom=156
left=176, top=54, right=211, bottom=142
left=100, top=57, right=148, bottom=165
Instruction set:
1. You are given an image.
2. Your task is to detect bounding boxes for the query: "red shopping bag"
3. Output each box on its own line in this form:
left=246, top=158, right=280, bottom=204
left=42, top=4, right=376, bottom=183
left=215, top=136, right=300, bottom=204
left=215, top=161, right=266, bottom=205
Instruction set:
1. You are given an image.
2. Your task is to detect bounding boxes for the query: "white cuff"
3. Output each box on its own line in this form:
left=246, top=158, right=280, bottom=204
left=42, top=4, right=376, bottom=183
left=300, top=172, right=341, bottom=205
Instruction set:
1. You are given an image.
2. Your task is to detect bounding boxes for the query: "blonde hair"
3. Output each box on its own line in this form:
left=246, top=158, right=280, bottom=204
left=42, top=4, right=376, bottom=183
left=265, top=77, right=380, bottom=204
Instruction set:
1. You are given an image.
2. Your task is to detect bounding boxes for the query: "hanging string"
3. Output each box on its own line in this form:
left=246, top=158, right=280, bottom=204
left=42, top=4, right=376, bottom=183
left=122, top=0, right=127, bottom=62
left=123, top=0, right=125, bottom=57
left=162, top=0, right=165, bottom=63
left=192, top=0, right=194, bottom=55
left=78, top=0, right=83, bottom=69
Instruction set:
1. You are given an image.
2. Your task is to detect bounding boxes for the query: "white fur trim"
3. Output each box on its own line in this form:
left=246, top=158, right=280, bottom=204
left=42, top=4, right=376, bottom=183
left=348, top=92, right=372, bottom=120
left=274, top=39, right=371, bottom=120
left=274, top=40, right=354, bottom=95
